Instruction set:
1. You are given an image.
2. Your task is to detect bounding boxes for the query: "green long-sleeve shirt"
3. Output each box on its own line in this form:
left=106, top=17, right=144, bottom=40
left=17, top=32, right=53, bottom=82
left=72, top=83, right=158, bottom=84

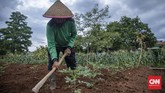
left=46, top=20, right=77, bottom=60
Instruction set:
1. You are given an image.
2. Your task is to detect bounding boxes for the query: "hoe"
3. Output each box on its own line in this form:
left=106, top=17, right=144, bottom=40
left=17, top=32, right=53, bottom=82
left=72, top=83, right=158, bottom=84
left=32, top=53, right=67, bottom=93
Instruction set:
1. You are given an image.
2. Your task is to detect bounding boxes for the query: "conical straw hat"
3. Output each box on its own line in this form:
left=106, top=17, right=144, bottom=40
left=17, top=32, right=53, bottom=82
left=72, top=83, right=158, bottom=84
left=43, top=0, right=73, bottom=18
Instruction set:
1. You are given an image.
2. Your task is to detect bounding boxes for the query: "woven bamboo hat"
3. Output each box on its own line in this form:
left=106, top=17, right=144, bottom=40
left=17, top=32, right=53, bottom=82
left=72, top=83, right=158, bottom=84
left=43, top=0, right=73, bottom=18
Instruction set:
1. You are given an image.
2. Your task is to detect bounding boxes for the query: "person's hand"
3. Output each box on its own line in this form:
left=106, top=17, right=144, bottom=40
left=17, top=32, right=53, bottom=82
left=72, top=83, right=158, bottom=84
left=65, top=48, right=71, bottom=56
left=52, top=61, right=59, bottom=68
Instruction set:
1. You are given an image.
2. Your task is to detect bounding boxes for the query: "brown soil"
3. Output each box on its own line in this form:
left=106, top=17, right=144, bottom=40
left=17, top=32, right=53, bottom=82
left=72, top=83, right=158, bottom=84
left=0, top=62, right=164, bottom=93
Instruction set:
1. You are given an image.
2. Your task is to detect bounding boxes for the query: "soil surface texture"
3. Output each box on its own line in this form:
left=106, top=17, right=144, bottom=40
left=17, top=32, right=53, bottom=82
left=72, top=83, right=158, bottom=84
left=0, top=63, right=164, bottom=93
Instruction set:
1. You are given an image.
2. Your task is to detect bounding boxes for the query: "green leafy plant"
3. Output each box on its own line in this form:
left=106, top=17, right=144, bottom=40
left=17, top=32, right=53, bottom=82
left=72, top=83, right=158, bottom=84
left=74, top=89, right=81, bottom=93
left=65, top=76, right=77, bottom=85
left=78, top=80, right=93, bottom=89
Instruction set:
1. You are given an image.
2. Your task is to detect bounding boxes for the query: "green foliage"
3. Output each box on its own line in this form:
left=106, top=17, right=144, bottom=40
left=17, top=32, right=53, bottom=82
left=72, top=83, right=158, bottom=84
left=78, top=80, right=94, bottom=88
left=147, top=48, right=165, bottom=67
left=1, top=45, right=164, bottom=68
left=32, top=46, right=48, bottom=60
left=75, top=4, right=110, bottom=34
left=65, top=76, right=77, bottom=85
left=76, top=49, right=165, bottom=70
left=59, top=65, right=102, bottom=89
left=59, top=65, right=101, bottom=79
left=75, top=4, right=156, bottom=52
left=0, top=53, right=47, bottom=64
left=0, top=28, right=8, bottom=55
left=0, top=46, right=48, bottom=64
left=74, top=4, right=111, bottom=52
left=0, top=63, right=9, bottom=76
left=74, top=89, right=81, bottom=93
left=0, top=11, right=32, bottom=54
left=106, top=16, right=157, bottom=50
left=0, top=50, right=7, bottom=56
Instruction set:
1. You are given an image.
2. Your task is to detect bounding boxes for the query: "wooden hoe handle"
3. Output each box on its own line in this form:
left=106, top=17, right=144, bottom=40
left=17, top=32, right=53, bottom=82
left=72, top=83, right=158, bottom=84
left=32, top=53, right=67, bottom=93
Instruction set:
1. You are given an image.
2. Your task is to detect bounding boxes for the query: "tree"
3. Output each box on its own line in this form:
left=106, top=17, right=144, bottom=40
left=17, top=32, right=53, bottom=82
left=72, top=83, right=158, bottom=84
left=74, top=35, right=84, bottom=52
left=0, top=11, right=32, bottom=54
left=106, top=16, right=156, bottom=50
left=106, top=21, right=123, bottom=50
left=74, top=4, right=111, bottom=52
left=0, top=28, right=7, bottom=56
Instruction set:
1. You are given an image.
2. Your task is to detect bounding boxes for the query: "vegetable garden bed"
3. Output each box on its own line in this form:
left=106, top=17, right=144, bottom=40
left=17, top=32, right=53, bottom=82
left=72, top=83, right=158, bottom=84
left=0, top=62, right=164, bottom=93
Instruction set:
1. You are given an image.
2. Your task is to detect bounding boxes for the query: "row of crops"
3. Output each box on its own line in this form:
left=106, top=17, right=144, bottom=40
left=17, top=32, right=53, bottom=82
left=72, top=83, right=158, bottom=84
left=1, top=47, right=164, bottom=93
left=0, top=47, right=165, bottom=70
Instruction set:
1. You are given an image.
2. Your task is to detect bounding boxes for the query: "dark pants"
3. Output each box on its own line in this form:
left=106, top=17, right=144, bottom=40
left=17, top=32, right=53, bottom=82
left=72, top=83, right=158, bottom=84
left=48, top=47, right=77, bottom=71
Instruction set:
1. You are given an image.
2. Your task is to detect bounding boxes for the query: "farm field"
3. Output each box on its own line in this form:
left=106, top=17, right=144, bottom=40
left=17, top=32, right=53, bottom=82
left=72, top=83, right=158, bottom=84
left=0, top=0, right=165, bottom=93
left=0, top=62, right=164, bottom=93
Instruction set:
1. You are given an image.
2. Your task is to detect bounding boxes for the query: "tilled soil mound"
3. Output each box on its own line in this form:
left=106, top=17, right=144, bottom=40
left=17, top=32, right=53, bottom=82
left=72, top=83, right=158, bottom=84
left=0, top=63, right=164, bottom=93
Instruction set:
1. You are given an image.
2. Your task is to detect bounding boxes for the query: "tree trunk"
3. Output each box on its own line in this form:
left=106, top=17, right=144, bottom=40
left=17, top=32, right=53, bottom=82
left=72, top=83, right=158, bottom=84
left=138, top=40, right=143, bottom=66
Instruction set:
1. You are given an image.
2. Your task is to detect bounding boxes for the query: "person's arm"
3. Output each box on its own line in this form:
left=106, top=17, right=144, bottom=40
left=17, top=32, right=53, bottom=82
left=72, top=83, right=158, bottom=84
left=67, top=21, right=77, bottom=48
left=46, top=25, right=57, bottom=61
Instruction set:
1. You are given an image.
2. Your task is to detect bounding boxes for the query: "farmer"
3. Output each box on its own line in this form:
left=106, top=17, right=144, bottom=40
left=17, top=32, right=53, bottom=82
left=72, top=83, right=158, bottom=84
left=43, top=0, right=77, bottom=90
